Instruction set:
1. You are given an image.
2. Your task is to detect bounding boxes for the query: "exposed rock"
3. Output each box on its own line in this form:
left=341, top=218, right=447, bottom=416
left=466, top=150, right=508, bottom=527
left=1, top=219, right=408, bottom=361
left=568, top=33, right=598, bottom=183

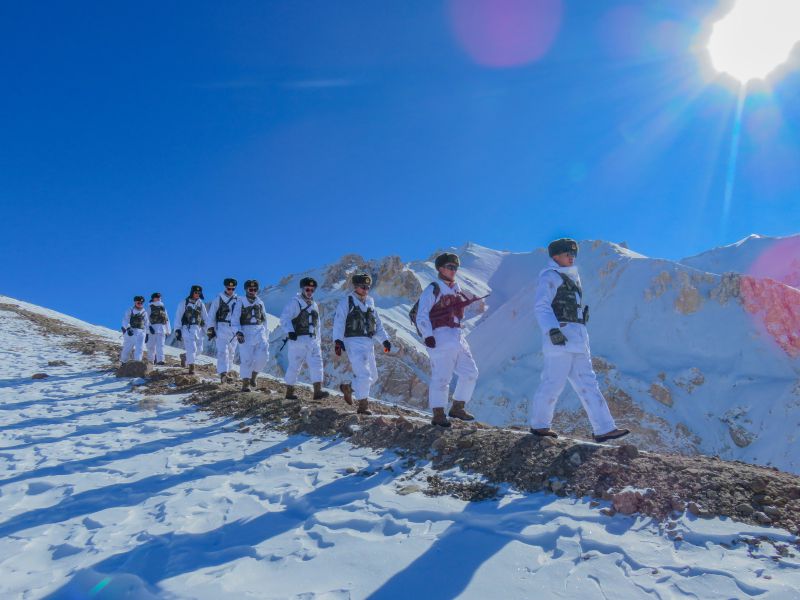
left=618, top=444, right=639, bottom=460
left=649, top=382, right=673, bottom=407
left=750, top=477, right=769, bottom=493
left=47, top=360, right=68, bottom=367
left=115, top=361, right=149, bottom=378
left=736, top=503, right=755, bottom=516
left=397, top=484, right=422, bottom=496
left=613, top=491, right=642, bottom=515
left=754, top=511, right=772, bottom=525
left=728, top=424, right=755, bottom=448
left=644, top=271, right=672, bottom=301
left=31, top=373, right=49, bottom=379
left=674, top=272, right=702, bottom=314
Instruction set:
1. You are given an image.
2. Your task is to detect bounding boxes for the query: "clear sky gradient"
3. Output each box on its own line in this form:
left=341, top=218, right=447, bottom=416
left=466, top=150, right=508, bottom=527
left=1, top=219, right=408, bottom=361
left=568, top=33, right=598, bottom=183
left=1, top=0, right=798, bottom=327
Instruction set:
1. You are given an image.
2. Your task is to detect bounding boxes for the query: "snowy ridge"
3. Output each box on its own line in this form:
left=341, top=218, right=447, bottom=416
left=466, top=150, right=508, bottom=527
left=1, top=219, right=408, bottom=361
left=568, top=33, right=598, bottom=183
left=0, top=297, right=799, bottom=598
left=252, top=237, right=800, bottom=474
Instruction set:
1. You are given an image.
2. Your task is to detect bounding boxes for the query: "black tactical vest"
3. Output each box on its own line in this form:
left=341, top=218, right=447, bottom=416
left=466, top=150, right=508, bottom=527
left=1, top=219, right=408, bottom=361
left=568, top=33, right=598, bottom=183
left=292, top=299, right=319, bottom=336
left=181, top=300, right=203, bottom=326
left=216, top=296, right=236, bottom=324
left=149, top=305, right=167, bottom=325
left=551, top=272, right=584, bottom=324
left=240, top=301, right=265, bottom=326
left=129, top=311, right=145, bottom=329
left=344, top=296, right=376, bottom=338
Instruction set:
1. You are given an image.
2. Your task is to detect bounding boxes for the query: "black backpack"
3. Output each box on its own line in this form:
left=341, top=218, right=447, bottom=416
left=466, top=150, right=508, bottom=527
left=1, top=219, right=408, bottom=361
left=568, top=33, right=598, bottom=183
left=409, top=282, right=440, bottom=337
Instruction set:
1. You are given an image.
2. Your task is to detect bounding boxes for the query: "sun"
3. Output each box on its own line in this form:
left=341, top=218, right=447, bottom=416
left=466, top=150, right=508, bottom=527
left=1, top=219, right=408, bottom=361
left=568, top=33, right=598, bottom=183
left=707, top=0, right=800, bottom=84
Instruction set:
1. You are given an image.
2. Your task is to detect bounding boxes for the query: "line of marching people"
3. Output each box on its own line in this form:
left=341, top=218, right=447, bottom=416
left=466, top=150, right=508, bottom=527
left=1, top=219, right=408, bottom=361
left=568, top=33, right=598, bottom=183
left=120, top=239, right=630, bottom=443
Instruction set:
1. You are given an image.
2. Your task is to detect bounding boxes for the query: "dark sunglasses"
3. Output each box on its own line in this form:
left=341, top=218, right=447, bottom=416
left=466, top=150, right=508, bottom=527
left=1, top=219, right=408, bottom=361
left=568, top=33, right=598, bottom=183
left=247, top=287, right=258, bottom=292
left=304, top=287, right=316, bottom=293
left=443, top=264, right=459, bottom=271
left=355, top=284, right=370, bottom=290
left=225, top=286, right=236, bottom=291
left=134, top=300, right=144, bottom=303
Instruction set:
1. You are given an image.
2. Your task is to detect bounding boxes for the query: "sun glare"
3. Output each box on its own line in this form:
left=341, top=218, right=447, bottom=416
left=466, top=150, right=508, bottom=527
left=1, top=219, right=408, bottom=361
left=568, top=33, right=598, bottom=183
left=708, top=0, right=800, bottom=84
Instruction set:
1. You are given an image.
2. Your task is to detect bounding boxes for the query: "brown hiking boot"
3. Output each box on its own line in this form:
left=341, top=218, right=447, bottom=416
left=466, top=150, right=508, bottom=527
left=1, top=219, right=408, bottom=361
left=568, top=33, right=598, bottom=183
left=180, top=353, right=186, bottom=367
left=593, top=428, right=630, bottom=443
left=448, top=400, right=475, bottom=421
left=530, top=428, right=558, bottom=438
left=188, top=364, right=195, bottom=375
left=241, top=379, right=251, bottom=392
left=431, top=407, right=451, bottom=428
left=285, top=385, right=298, bottom=400
left=356, top=399, right=372, bottom=415
left=249, top=372, right=257, bottom=387
left=219, top=372, right=227, bottom=383
left=339, top=383, right=353, bottom=405
left=312, top=382, right=329, bottom=400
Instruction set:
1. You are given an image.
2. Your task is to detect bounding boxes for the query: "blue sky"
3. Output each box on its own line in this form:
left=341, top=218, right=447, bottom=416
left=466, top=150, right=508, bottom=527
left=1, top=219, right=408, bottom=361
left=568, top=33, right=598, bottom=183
left=1, top=0, right=798, bottom=327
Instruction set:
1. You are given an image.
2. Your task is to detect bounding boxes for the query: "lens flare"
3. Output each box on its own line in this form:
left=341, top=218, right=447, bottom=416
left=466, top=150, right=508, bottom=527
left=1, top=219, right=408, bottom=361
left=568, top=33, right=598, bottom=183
left=447, top=0, right=563, bottom=67
left=707, top=0, right=800, bottom=83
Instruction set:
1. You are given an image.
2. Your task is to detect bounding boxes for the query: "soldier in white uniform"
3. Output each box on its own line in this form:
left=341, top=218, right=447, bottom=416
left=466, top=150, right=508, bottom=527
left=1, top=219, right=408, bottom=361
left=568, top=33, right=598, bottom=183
left=174, top=285, right=208, bottom=375
left=415, top=252, right=480, bottom=427
left=279, top=276, right=329, bottom=401
left=145, top=292, right=170, bottom=365
left=332, top=273, right=391, bottom=415
left=121, top=295, right=149, bottom=363
left=231, top=279, right=269, bottom=391
left=206, top=278, right=239, bottom=383
left=529, top=238, right=629, bottom=443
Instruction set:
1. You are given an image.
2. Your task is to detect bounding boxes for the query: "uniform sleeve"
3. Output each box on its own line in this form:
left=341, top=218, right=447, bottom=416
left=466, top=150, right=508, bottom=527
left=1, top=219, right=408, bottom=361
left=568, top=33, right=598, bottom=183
left=231, top=300, right=242, bottom=333
left=164, top=309, right=171, bottom=335
left=414, top=284, right=436, bottom=339
left=122, top=308, right=132, bottom=329
left=373, top=301, right=389, bottom=344
left=174, top=302, right=185, bottom=330
left=207, top=298, right=219, bottom=328
left=332, top=297, right=348, bottom=341
left=280, top=298, right=301, bottom=335
left=534, top=271, right=561, bottom=334
left=200, top=302, right=209, bottom=325
left=142, top=310, right=150, bottom=328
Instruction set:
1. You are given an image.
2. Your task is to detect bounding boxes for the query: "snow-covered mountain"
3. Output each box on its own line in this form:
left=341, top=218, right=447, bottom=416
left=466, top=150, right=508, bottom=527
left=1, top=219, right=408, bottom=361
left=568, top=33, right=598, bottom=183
left=252, top=235, right=800, bottom=474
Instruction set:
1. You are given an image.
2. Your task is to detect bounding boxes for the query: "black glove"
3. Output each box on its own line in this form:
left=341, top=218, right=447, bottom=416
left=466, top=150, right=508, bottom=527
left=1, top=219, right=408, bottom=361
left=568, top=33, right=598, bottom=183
left=121, top=326, right=126, bottom=334
left=207, top=327, right=216, bottom=340
left=288, top=332, right=297, bottom=341
left=175, top=329, right=183, bottom=342
left=145, top=334, right=150, bottom=343
left=149, top=325, right=155, bottom=334
left=236, top=331, right=245, bottom=344
left=334, top=339, right=345, bottom=356
left=424, top=336, right=436, bottom=349
left=383, top=340, right=391, bottom=353
left=127, top=328, right=134, bottom=337
left=549, top=328, right=567, bottom=346
left=583, top=306, right=590, bottom=325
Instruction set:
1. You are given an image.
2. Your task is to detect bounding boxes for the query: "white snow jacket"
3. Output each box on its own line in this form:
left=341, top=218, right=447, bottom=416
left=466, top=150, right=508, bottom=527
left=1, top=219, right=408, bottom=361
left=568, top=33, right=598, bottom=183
left=122, top=307, right=150, bottom=331
left=146, top=301, right=171, bottom=335
left=534, top=260, right=590, bottom=355
left=280, top=293, right=321, bottom=340
left=332, top=292, right=388, bottom=344
left=174, top=298, right=209, bottom=330
left=207, top=292, right=239, bottom=329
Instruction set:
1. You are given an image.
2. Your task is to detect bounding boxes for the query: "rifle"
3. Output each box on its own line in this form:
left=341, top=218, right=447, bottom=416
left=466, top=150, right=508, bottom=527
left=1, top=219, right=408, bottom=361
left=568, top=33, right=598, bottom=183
left=428, top=292, right=490, bottom=323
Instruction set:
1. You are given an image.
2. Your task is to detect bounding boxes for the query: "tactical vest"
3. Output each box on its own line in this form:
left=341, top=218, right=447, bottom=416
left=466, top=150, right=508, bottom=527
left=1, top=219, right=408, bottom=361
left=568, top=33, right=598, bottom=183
left=129, top=311, right=146, bottom=329
left=430, top=288, right=471, bottom=330
left=181, top=300, right=203, bottom=326
left=215, top=296, right=236, bottom=324
left=344, top=296, right=376, bottom=338
left=292, top=299, right=319, bottom=336
left=551, top=272, right=584, bottom=324
left=149, top=305, right=167, bottom=325
left=240, top=301, right=265, bottom=326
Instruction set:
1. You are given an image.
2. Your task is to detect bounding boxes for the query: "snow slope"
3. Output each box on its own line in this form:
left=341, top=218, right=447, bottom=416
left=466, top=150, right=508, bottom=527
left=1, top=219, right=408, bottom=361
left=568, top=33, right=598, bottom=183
left=252, top=237, right=800, bottom=474
left=1, top=298, right=799, bottom=598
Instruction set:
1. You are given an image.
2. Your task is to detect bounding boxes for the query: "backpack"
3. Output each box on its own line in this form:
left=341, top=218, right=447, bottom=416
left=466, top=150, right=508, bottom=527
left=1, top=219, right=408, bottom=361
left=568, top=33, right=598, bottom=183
left=409, top=282, right=440, bottom=337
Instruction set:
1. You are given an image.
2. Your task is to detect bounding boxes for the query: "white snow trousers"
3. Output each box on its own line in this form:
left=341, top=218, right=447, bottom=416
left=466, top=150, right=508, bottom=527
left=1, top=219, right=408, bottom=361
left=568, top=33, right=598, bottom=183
left=344, top=337, right=377, bottom=400
left=146, top=332, right=166, bottom=363
left=181, top=325, right=203, bottom=366
left=239, top=325, right=269, bottom=378
left=214, top=324, right=238, bottom=374
left=121, top=329, right=146, bottom=362
left=529, top=352, right=616, bottom=435
left=285, top=336, right=324, bottom=385
left=426, top=336, right=479, bottom=409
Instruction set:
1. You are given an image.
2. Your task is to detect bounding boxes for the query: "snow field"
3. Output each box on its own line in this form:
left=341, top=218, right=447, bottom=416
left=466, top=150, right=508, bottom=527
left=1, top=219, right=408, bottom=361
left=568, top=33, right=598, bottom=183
left=0, top=305, right=798, bottom=598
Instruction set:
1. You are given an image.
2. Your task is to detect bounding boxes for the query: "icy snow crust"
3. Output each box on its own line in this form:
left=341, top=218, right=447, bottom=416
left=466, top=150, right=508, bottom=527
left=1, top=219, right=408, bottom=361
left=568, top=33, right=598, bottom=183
left=1, top=300, right=799, bottom=598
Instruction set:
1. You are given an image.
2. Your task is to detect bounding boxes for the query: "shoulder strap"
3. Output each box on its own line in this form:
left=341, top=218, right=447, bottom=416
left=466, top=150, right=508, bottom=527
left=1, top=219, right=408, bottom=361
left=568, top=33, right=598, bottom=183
left=431, top=282, right=440, bottom=297
left=348, top=295, right=355, bottom=312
